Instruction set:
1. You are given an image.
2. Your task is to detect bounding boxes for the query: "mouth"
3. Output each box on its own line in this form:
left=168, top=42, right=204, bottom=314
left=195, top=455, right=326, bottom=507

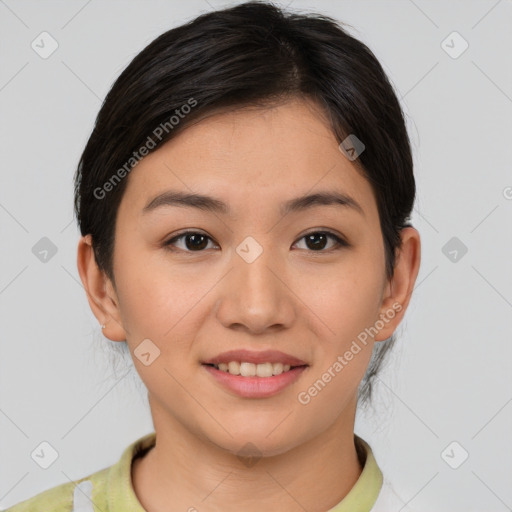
left=202, top=361, right=308, bottom=378
left=201, top=349, right=309, bottom=397
left=201, top=361, right=309, bottom=399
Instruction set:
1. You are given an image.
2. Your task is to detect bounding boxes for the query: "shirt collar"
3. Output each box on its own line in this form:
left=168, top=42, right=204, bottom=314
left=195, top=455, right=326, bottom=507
left=326, top=434, right=384, bottom=511
left=107, top=431, right=155, bottom=512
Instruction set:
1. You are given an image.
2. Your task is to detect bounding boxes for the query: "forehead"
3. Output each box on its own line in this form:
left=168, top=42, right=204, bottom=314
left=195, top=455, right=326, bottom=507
left=118, top=98, right=378, bottom=222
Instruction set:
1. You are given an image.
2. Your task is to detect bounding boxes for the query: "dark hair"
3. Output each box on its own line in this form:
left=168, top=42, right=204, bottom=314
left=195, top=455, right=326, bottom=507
left=73, top=0, right=415, bottom=408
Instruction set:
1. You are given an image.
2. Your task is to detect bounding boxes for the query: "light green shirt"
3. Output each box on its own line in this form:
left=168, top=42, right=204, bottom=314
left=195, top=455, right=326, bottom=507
left=5, top=433, right=383, bottom=511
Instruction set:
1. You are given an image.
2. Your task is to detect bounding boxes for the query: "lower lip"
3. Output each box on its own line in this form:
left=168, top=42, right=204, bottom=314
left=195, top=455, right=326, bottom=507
left=202, top=364, right=308, bottom=398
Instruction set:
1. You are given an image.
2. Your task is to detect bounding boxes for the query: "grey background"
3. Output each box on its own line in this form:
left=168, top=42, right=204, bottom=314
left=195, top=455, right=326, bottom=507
left=1, top=0, right=511, bottom=510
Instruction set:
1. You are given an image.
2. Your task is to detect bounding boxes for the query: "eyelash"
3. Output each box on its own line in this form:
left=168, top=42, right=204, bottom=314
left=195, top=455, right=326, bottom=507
left=163, top=229, right=349, bottom=254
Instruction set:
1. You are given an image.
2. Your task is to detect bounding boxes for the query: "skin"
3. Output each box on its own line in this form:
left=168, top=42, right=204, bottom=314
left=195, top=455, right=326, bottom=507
left=77, top=97, right=421, bottom=512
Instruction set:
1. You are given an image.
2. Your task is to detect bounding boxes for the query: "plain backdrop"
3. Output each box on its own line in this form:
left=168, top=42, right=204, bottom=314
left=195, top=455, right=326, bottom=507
left=1, top=1, right=511, bottom=510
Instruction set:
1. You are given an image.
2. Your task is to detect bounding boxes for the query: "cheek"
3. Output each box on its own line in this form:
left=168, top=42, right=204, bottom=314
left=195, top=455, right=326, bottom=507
left=112, top=236, right=194, bottom=334
left=318, top=254, right=385, bottom=342
left=113, top=259, right=204, bottom=391
left=116, top=265, right=200, bottom=342
left=297, top=271, right=380, bottom=414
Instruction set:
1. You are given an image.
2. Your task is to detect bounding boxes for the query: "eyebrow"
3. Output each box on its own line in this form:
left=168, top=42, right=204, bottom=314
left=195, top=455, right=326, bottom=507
left=142, top=189, right=364, bottom=217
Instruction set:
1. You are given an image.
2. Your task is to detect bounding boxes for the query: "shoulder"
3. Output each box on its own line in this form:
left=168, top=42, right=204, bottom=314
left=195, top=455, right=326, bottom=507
left=3, top=432, right=155, bottom=512
left=3, top=468, right=109, bottom=512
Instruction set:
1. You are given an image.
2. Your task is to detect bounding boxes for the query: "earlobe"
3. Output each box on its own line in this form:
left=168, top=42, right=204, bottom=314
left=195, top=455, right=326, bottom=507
left=374, top=227, right=421, bottom=342
left=76, top=234, right=127, bottom=342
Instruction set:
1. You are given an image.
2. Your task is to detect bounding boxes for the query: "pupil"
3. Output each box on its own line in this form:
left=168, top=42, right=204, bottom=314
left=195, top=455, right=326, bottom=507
left=186, top=234, right=208, bottom=250
left=306, top=233, right=327, bottom=250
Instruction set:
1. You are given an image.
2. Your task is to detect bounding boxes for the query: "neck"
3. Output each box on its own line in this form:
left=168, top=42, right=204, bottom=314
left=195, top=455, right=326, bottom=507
left=132, top=395, right=362, bottom=512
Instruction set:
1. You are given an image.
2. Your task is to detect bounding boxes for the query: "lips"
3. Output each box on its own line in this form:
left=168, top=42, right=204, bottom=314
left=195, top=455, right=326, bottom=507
left=203, top=364, right=308, bottom=398
left=202, top=349, right=308, bottom=367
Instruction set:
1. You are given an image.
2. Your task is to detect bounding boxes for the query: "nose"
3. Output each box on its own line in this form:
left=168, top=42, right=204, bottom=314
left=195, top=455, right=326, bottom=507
left=214, top=241, right=296, bottom=335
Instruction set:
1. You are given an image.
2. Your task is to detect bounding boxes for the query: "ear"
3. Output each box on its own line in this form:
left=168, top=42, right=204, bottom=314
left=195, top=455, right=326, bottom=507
left=374, top=226, right=421, bottom=341
left=76, top=234, right=127, bottom=342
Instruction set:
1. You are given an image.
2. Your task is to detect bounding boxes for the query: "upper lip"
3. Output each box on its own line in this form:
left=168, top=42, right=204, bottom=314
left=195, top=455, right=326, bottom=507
left=203, top=349, right=308, bottom=366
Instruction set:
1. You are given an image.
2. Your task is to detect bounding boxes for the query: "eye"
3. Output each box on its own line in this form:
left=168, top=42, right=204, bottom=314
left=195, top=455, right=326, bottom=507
left=293, top=230, right=348, bottom=252
left=163, top=230, right=348, bottom=253
left=164, top=231, right=218, bottom=252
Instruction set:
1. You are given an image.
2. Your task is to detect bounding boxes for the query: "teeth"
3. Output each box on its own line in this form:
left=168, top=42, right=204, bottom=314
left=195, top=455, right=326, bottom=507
left=228, top=361, right=240, bottom=375
left=273, top=363, right=284, bottom=375
left=214, top=361, right=294, bottom=377
left=255, top=362, right=272, bottom=377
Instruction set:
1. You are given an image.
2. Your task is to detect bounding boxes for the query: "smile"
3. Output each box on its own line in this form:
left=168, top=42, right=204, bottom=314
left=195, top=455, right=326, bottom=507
left=208, top=361, right=300, bottom=377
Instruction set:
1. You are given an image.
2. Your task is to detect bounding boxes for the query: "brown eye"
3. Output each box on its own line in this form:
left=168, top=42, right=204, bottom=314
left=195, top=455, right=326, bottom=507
left=294, top=231, right=347, bottom=252
left=164, top=231, right=216, bottom=252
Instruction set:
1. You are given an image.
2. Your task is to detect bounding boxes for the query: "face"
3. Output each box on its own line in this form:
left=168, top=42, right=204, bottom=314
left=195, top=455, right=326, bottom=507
left=105, top=98, right=393, bottom=456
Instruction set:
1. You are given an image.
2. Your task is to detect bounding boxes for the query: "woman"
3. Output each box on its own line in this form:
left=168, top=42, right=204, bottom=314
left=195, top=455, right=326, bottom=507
left=7, top=2, right=421, bottom=510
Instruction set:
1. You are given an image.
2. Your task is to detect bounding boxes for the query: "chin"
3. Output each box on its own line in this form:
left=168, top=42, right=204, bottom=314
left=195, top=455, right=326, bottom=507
left=209, top=427, right=304, bottom=460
